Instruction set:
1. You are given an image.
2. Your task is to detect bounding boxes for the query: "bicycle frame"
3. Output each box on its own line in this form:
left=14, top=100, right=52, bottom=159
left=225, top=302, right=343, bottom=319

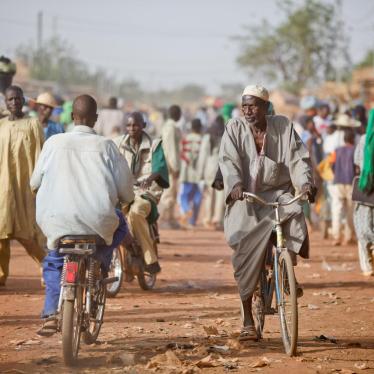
left=243, top=192, right=307, bottom=311
left=273, top=205, right=283, bottom=307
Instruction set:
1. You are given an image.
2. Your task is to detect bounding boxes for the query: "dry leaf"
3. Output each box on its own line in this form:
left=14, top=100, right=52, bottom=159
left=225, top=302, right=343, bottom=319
left=147, top=350, right=182, bottom=369
left=195, top=354, right=220, bottom=368
left=227, top=339, right=242, bottom=350
left=308, top=304, right=320, bottom=310
left=296, top=356, right=315, bottom=362
left=340, top=369, right=356, bottom=374
left=249, top=357, right=270, bottom=368
left=229, top=331, right=241, bottom=338
left=354, top=362, right=369, bottom=370
left=182, top=367, right=201, bottom=374
left=203, top=325, right=219, bottom=336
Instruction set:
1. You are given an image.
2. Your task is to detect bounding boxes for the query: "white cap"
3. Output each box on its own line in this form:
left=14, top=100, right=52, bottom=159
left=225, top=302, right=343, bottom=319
left=334, top=113, right=361, bottom=128
left=242, top=84, right=269, bottom=101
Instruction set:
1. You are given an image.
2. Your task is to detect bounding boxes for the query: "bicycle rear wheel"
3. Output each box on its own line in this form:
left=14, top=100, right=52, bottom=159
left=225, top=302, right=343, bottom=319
left=61, top=282, right=84, bottom=366
left=106, top=247, right=123, bottom=298
left=276, top=250, right=298, bottom=356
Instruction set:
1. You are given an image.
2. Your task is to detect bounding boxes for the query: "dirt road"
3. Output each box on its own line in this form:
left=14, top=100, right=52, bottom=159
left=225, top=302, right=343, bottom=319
left=0, top=228, right=373, bottom=373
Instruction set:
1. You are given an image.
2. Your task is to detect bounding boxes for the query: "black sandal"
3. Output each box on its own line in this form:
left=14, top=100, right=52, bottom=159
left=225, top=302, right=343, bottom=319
left=239, top=325, right=258, bottom=341
left=296, top=282, right=304, bottom=298
left=37, top=316, right=58, bottom=337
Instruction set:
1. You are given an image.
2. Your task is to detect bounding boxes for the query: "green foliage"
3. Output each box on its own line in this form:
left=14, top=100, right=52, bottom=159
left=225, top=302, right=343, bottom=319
left=16, top=36, right=93, bottom=86
left=236, top=0, right=351, bottom=94
left=356, top=50, right=374, bottom=69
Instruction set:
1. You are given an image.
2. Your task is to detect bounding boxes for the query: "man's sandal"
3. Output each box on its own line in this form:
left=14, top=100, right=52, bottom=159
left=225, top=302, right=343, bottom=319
left=37, top=316, right=58, bottom=337
left=238, top=325, right=258, bottom=341
left=296, top=282, right=304, bottom=298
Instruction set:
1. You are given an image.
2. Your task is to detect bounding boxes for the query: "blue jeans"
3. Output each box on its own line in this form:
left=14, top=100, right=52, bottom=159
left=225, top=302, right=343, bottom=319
left=179, top=182, right=202, bottom=226
left=41, top=209, right=128, bottom=318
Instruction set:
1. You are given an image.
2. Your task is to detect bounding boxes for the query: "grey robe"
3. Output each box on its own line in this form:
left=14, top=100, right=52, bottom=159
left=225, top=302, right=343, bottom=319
left=219, top=115, right=313, bottom=300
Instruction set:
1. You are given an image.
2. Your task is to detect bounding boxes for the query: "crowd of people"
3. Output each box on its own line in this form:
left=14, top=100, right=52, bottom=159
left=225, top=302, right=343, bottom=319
left=0, top=55, right=373, bottom=337
left=294, top=96, right=374, bottom=277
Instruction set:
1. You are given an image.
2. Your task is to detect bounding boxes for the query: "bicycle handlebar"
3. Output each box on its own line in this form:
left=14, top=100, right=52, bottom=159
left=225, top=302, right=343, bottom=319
left=242, top=191, right=308, bottom=207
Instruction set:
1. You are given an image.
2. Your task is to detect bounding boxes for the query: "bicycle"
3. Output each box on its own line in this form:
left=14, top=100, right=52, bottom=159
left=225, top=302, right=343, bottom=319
left=106, top=222, right=159, bottom=297
left=242, top=191, right=308, bottom=356
left=57, top=235, right=118, bottom=366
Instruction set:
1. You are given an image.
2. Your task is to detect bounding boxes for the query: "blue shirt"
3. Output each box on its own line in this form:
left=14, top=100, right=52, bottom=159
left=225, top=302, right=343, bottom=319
left=44, top=120, right=64, bottom=140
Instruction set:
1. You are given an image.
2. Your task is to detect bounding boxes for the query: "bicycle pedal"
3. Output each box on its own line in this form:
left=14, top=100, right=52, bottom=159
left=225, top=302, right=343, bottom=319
left=101, top=276, right=119, bottom=285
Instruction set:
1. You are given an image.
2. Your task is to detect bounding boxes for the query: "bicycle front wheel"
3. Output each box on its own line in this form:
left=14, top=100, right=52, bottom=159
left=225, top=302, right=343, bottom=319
left=276, top=250, right=298, bottom=356
left=137, top=271, right=156, bottom=290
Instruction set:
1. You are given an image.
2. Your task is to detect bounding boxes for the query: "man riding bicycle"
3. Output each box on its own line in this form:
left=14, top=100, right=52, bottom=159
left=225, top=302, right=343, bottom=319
left=219, top=85, right=316, bottom=341
left=114, top=111, right=169, bottom=275
left=31, top=95, right=134, bottom=336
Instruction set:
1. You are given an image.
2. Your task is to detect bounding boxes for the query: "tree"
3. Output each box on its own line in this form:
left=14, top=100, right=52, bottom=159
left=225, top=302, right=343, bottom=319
left=236, top=0, right=351, bottom=94
left=220, top=83, right=243, bottom=102
left=356, top=50, right=374, bottom=69
left=16, top=36, right=91, bottom=86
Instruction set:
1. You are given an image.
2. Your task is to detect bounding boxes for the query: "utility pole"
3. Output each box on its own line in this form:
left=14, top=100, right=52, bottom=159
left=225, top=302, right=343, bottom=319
left=37, top=11, right=43, bottom=50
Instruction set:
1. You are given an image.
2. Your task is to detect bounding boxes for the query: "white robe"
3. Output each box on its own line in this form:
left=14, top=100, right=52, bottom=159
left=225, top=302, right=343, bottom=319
left=219, top=115, right=313, bottom=300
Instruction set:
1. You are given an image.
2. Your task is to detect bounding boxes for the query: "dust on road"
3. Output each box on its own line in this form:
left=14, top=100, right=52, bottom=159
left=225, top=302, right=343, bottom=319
left=0, top=228, right=373, bottom=373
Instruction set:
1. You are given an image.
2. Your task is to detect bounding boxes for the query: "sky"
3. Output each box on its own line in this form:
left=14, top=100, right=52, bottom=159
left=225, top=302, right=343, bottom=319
left=1, top=0, right=373, bottom=93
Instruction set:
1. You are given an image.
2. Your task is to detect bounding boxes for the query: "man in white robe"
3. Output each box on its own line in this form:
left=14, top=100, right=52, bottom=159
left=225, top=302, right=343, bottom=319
left=219, top=85, right=316, bottom=340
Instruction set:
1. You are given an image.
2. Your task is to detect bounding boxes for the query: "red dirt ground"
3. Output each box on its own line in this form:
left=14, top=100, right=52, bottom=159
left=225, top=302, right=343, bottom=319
left=0, top=228, right=373, bottom=373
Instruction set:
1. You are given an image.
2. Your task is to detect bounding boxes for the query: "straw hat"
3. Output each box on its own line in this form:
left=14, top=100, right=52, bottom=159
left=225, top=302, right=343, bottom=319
left=36, top=92, right=57, bottom=108
left=334, top=113, right=361, bottom=128
left=242, top=84, right=269, bottom=102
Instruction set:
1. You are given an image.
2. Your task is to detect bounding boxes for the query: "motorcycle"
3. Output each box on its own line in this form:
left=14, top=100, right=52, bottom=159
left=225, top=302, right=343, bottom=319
left=106, top=222, right=159, bottom=297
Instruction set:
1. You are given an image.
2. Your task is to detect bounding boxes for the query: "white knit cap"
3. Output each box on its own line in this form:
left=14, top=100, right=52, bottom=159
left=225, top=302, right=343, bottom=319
left=242, top=84, right=269, bottom=101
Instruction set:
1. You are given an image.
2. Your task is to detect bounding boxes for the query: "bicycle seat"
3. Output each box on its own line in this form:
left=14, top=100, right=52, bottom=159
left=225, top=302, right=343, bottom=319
left=58, top=235, right=106, bottom=247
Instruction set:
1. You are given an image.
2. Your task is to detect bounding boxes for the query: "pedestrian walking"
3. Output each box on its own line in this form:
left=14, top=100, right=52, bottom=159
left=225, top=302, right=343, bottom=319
left=0, top=56, right=16, bottom=117
left=36, top=92, right=64, bottom=140
left=330, top=128, right=356, bottom=246
left=353, top=109, right=374, bottom=276
left=94, top=96, right=126, bottom=137
left=197, top=115, right=225, bottom=229
left=159, top=105, right=182, bottom=229
left=179, top=118, right=203, bottom=227
left=0, top=86, right=45, bottom=286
